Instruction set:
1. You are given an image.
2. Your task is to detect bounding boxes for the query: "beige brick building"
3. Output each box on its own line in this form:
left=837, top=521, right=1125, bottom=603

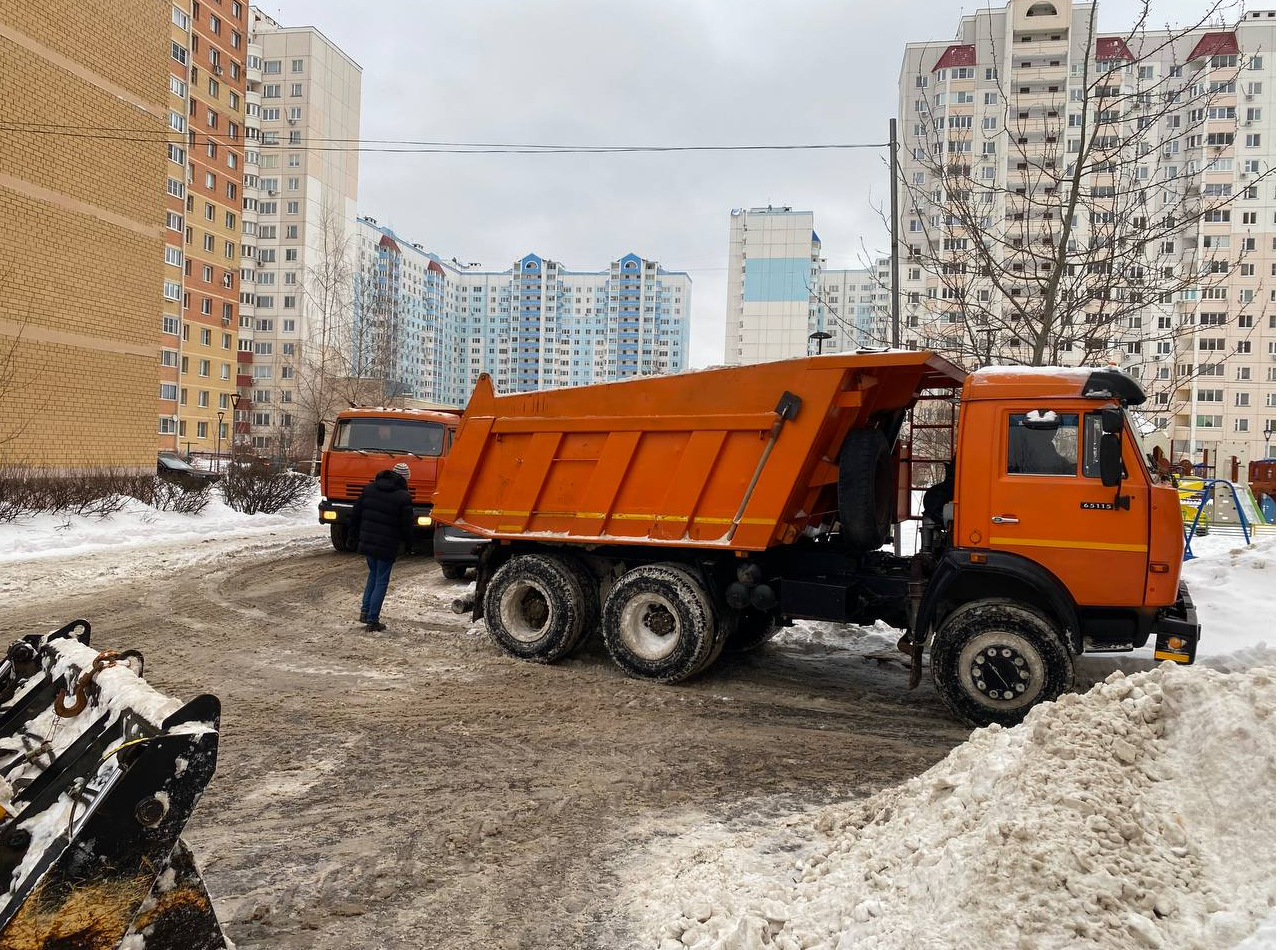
left=0, top=0, right=169, bottom=471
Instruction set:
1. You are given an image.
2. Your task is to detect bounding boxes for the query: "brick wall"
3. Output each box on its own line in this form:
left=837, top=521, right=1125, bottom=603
left=0, top=0, right=168, bottom=472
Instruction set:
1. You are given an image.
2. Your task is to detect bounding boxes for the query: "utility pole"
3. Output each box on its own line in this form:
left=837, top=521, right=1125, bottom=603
left=889, top=117, right=905, bottom=558
left=889, top=117, right=901, bottom=349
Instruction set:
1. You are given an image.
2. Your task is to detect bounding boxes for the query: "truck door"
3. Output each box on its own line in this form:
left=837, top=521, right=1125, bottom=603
left=987, top=405, right=1149, bottom=607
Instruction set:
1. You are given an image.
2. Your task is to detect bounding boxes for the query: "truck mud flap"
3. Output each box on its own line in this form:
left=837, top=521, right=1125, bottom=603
left=0, top=621, right=229, bottom=949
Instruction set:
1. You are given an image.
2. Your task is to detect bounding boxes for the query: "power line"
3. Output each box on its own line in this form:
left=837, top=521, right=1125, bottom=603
left=0, top=122, right=890, bottom=155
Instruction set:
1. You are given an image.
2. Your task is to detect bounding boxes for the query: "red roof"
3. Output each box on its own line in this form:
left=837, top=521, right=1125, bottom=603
left=1095, top=37, right=1135, bottom=61
left=427, top=260, right=445, bottom=276
left=1187, top=31, right=1239, bottom=61
left=932, top=44, right=977, bottom=72
left=377, top=234, right=401, bottom=253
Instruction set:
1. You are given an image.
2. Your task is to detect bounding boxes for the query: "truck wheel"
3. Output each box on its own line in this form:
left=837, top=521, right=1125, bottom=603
left=930, top=598, right=1073, bottom=728
left=329, top=524, right=353, bottom=553
left=440, top=563, right=468, bottom=581
left=560, top=555, right=601, bottom=652
left=484, top=554, right=591, bottom=663
left=722, top=611, right=782, bottom=653
left=837, top=428, right=894, bottom=551
left=602, top=563, right=716, bottom=683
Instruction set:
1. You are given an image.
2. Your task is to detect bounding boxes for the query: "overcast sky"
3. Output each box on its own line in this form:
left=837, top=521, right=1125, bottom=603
left=265, top=0, right=1270, bottom=367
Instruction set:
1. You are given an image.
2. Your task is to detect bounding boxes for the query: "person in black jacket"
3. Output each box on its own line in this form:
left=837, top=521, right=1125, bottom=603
left=350, top=461, right=414, bottom=631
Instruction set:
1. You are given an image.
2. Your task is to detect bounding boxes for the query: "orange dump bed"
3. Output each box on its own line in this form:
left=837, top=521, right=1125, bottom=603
left=432, top=351, right=965, bottom=552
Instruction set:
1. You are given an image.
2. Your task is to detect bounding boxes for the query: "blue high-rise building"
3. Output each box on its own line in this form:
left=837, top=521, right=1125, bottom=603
left=352, top=218, right=692, bottom=407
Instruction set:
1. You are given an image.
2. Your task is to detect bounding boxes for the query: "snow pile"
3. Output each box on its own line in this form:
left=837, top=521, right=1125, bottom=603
left=773, top=619, right=902, bottom=658
left=1182, top=535, right=1276, bottom=668
left=0, top=484, right=321, bottom=564
left=634, top=664, right=1275, bottom=950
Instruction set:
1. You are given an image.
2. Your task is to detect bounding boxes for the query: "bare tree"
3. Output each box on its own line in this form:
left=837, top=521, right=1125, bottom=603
left=883, top=0, right=1271, bottom=360
left=859, top=0, right=1274, bottom=467
left=266, top=205, right=413, bottom=465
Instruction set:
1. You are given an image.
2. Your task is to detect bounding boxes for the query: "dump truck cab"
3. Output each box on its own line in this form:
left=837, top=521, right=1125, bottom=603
left=911, top=365, right=1198, bottom=723
left=319, top=407, right=460, bottom=552
left=431, top=351, right=1198, bottom=727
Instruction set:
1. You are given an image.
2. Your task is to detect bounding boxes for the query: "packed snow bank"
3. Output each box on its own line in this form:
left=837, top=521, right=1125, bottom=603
left=631, top=664, right=1276, bottom=950
left=0, top=484, right=321, bottom=564
left=1181, top=535, right=1276, bottom=667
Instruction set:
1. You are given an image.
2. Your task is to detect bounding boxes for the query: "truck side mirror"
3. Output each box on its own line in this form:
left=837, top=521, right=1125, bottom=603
left=1100, top=406, right=1123, bottom=435
left=1099, top=432, right=1123, bottom=487
left=316, top=422, right=326, bottom=449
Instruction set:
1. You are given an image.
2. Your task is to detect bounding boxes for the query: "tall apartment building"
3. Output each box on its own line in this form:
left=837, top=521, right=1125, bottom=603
left=724, top=208, right=883, bottom=363
left=897, top=1, right=1277, bottom=467
left=724, top=207, right=823, bottom=364
left=157, top=0, right=248, bottom=456
left=353, top=219, right=692, bottom=407
left=241, top=8, right=361, bottom=454
left=814, top=256, right=892, bottom=351
left=1, top=0, right=169, bottom=470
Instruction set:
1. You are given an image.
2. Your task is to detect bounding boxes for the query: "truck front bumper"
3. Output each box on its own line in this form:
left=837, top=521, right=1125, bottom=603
left=319, top=500, right=435, bottom=530
left=1153, top=581, right=1200, bottom=664
left=319, top=499, right=354, bottom=525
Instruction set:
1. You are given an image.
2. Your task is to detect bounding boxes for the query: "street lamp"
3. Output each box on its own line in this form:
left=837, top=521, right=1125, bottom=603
left=228, top=393, right=245, bottom=470
left=215, top=411, right=225, bottom=473
left=809, top=330, right=833, bottom=356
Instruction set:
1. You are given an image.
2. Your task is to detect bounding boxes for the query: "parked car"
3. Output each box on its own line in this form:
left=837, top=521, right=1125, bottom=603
left=157, top=454, right=219, bottom=484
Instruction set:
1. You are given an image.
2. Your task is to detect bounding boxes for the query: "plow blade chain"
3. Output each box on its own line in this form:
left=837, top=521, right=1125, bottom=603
left=0, top=621, right=229, bottom=950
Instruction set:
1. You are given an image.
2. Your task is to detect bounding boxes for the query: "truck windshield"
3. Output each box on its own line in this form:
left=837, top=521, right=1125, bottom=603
left=333, top=418, right=445, bottom=457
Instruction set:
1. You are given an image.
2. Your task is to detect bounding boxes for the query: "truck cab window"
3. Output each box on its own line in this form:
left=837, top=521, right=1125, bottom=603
left=1007, top=412, right=1078, bottom=475
left=1082, top=412, right=1129, bottom=480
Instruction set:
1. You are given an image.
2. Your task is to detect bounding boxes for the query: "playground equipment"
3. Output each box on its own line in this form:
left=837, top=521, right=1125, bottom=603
left=1174, top=476, right=1261, bottom=560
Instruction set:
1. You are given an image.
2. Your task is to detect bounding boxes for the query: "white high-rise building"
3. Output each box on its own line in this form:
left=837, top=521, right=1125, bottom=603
left=896, top=2, right=1277, bottom=467
left=352, top=219, right=692, bottom=407
left=241, top=8, right=362, bottom=453
left=724, top=207, right=823, bottom=364
left=724, top=208, right=883, bottom=363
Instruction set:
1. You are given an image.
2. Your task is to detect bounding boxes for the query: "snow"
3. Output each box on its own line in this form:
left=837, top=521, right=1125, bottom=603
left=0, top=485, right=322, bottom=564
left=0, top=486, right=327, bottom=607
left=626, top=533, right=1277, bottom=950
left=629, top=664, right=1276, bottom=950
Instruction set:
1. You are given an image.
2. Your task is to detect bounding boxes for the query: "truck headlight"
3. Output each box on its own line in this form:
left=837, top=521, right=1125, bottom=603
left=416, top=515, right=433, bottom=526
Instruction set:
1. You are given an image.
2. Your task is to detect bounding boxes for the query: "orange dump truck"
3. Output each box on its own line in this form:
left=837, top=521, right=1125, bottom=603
left=431, top=351, right=1198, bottom=726
left=319, top=407, right=460, bottom=555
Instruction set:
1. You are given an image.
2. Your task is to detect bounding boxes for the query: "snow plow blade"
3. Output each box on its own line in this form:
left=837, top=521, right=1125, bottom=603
left=0, top=620, right=228, bottom=950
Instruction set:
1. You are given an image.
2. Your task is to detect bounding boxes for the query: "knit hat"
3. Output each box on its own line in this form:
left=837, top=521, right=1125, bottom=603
left=392, top=462, right=411, bottom=478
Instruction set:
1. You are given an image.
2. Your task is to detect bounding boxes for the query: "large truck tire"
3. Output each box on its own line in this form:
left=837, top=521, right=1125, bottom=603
left=602, top=563, right=717, bottom=683
left=440, top=563, right=469, bottom=581
left=329, top=523, right=354, bottom=553
left=560, top=554, right=602, bottom=652
left=483, top=553, right=592, bottom=663
left=837, top=427, right=894, bottom=551
left=722, top=611, right=783, bottom=653
left=930, top=598, right=1073, bottom=728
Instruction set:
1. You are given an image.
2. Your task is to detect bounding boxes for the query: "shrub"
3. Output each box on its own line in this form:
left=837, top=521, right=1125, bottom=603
left=150, top=477, right=212, bottom=514
left=0, top=466, right=211, bottom=521
left=218, top=465, right=313, bottom=515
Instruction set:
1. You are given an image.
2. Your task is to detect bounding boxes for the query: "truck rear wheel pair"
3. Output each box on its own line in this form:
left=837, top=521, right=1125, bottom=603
left=930, top=598, right=1073, bottom=727
left=485, top=557, right=748, bottom=682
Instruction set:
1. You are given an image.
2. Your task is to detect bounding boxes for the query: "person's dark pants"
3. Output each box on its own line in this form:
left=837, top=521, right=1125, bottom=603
left=362, top=556, right=394, bottom=621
